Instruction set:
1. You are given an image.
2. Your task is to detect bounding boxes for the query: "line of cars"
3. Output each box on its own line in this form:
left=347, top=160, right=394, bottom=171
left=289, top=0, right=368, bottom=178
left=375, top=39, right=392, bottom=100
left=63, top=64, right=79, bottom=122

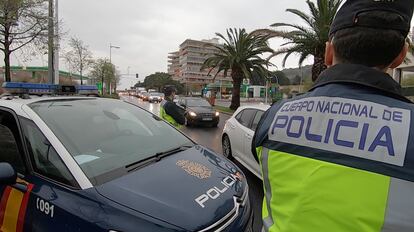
left=137, top=90, right=164, bottom=103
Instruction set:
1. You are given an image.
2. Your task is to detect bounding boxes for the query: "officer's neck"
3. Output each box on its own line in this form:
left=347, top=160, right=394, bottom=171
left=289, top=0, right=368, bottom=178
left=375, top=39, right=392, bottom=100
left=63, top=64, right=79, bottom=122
left=332, top=60, right=390, bottom=73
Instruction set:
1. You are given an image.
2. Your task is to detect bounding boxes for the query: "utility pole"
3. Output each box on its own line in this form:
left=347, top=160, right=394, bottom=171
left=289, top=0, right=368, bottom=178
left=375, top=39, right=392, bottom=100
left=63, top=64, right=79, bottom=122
left=54, top=0, right=59, bottom=84
left=48, top=0, right=54, bottom=84
left=109, top=43, right=120, bottom=94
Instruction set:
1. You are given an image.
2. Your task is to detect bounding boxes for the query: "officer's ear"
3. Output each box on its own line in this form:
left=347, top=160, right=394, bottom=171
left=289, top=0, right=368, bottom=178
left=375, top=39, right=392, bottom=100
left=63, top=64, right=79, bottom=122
left=389, top=42, right=409, bottom=69
left=325, top=41, right=334, bottom=67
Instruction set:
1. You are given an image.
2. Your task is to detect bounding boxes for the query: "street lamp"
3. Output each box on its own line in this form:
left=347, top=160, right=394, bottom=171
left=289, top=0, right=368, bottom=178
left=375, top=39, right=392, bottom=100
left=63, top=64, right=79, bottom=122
left=109, top=43, right=120, bottom=94
left=109, top=43, right=120, bottom=64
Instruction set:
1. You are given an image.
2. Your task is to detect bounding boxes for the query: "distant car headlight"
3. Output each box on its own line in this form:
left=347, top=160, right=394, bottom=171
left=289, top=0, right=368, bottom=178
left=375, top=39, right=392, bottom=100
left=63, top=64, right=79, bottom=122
left=215, top=111, right=219, bottom=117
left=189, top=111, right=197, bottom=117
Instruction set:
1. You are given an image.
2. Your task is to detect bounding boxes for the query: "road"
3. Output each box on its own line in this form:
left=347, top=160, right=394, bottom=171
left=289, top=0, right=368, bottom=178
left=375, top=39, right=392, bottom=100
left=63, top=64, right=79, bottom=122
left=122, top=96, right=264, bottom=232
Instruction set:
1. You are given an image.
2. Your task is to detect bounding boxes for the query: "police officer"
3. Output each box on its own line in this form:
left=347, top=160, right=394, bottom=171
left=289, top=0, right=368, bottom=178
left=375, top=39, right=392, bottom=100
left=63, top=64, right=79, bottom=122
left=253, top=0, right=414, bottom=231
left=160, top=86, right=185, bottom=128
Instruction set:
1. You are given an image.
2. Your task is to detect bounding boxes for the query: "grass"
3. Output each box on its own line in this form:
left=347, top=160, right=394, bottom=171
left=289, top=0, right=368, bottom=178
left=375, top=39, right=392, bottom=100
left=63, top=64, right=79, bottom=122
left=214, top=105, right=235, bottom=115
left=101, top=93, right=120, bottom=99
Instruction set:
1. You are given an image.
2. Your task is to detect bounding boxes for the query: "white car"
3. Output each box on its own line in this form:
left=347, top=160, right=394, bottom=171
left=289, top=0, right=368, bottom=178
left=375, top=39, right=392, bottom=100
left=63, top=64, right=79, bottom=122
left=222, top=104, right=270, bottom=178
left=148, top=92, right=163, bottom=103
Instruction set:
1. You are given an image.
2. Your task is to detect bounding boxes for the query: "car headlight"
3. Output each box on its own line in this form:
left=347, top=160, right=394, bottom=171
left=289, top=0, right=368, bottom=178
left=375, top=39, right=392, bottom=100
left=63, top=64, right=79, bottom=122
left=215, top=111, right=219, bottom=117
left=189, top=111, right=197, bottom=117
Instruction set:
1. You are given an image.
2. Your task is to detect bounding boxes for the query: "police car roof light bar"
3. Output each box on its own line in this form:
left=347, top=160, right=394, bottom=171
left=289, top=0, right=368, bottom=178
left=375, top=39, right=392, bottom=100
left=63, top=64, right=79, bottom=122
left=2, top=82, right=99, bottom=97
left=2, top=82, right=57, bottom=95
left=76, top=85, right=99, bottom=96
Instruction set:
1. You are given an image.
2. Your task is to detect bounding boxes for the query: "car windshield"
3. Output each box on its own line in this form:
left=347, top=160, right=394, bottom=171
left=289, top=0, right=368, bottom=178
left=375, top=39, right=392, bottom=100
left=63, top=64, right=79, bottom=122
left=29, top=98, right=193, bottom=184
left=150, top=92, right=163, bottom=96
left=186, top=99, right=211, bottom=107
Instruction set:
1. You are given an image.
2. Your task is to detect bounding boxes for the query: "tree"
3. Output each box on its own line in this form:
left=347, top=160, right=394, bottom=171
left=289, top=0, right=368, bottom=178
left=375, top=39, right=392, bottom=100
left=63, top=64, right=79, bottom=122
left=250, top=71, right=265, bottom=86
left=256, top=0, right=342, bottom=82
left=143, top=72, right=170, bottom=91
left=250, top=71, right=290, bottom=86
left=143, top=72, right=184, bottom=94
left=0, top=0, right=48, bottom=81
left=291, top=75, right=302, bottom=85
left=64, top=37, right=93, bottom=85
left=272, top=71, right=290, bottom=86
left=202, top=28, right=273, bottom=110
left=90, top=58, right=115, bottom=94
left=134, top=81, right=145, bottom=88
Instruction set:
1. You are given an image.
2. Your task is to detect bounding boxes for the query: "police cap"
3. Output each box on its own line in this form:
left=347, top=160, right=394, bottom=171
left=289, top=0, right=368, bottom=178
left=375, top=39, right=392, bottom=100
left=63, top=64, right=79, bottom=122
left=329, top=0, right=414, bottom=37
left=163, top=85, right=177, bottom=96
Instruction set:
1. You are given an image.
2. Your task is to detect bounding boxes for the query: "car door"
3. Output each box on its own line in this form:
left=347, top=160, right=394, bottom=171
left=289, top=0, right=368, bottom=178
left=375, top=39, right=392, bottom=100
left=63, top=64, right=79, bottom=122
left=18, top=118, right=102, bottom=231
left=0, top=108, right=32, bottom=232
left=233, top=109, right=256, bottom=164
left=0, top=108, right=100, bottom=232
left=225, top=110, right=243, bottom=156
left=243, top=110, right=265, bottom=178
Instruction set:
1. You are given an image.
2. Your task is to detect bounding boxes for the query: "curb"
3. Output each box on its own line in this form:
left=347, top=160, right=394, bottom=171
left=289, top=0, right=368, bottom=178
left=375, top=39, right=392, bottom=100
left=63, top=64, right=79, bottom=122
left=216, top=110, right=233, bottom=116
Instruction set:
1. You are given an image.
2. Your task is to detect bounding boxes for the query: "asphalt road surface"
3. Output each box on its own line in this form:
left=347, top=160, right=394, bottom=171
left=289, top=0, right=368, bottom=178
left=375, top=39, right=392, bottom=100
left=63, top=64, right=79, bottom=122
left=122, top=96, right=264, bottom=232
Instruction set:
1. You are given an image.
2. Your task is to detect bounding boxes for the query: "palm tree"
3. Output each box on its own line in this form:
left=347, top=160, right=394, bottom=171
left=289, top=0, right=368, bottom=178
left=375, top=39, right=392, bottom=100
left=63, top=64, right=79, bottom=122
left=256, top=0, right=342, bottom=82
left=202, top=28, right=273, bottom=110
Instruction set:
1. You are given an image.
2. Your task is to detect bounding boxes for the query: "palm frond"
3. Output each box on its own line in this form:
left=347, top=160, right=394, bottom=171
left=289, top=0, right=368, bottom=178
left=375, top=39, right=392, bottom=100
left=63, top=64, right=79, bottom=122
left=262, top=0, right=343, bottom=81
left=202, top=28, right=273, bottom=107
left=285, top=9, right=313, bottom=27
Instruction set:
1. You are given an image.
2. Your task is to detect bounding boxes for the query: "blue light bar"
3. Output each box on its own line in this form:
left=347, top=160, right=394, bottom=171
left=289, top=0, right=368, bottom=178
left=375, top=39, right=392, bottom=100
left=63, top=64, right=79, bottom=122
left=76, top=85, right=98, bottom=91
left=76, top=85, right=99, bottom=95
left=2, top=82, right=56, bottom=95
left=2, top=82, right=100, bottom=96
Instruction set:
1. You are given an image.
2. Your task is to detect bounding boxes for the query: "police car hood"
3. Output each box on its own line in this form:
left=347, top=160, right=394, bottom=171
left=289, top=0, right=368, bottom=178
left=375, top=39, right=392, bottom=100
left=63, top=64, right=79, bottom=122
left=95, top=145, right=246, bottom=231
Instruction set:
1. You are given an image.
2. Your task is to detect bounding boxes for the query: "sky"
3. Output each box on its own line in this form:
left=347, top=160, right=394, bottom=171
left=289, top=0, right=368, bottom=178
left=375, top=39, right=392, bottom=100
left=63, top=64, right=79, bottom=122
left=4, top=0, right=414, bottom=89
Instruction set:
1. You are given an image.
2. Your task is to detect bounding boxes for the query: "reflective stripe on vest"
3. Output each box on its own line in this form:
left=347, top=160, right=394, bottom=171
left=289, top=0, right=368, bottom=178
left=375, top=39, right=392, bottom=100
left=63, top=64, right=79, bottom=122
left=258, top=147, right=414, bottom=232
left=160, top=100, right=181, bottom=128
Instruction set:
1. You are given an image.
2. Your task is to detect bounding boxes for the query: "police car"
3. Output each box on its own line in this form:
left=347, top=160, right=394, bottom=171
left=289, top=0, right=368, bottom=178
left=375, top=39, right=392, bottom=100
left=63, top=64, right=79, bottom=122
left=0, top=82, right=252, bottom=231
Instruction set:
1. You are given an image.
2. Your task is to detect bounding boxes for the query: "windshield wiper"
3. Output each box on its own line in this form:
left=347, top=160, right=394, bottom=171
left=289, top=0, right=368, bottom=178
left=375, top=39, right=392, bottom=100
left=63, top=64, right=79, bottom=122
left=154, top=145, right=193, bottom=161
left=126, top=145, right=193, bottom=172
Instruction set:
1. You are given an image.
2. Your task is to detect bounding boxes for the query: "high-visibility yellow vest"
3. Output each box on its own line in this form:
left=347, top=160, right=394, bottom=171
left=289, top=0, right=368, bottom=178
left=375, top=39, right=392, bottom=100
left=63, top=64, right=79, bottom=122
left=254, top=64, right=414, bottom=232
left=160, top=100, right=182, bottom=129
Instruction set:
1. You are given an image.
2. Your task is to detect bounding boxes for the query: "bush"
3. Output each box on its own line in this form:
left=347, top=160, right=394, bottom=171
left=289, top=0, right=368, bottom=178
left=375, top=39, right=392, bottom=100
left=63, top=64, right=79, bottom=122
left=101, top=93, right=120, bottom=99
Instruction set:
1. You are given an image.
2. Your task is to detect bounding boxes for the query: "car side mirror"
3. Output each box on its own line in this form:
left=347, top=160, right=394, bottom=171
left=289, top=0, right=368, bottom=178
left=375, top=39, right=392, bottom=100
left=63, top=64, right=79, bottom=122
left=0, top=163, right=17, bottom=185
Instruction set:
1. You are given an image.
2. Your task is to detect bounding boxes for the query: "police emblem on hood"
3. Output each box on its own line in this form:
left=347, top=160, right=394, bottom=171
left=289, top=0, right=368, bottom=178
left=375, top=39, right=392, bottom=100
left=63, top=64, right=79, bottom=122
left=176, top=160, right=211, bottom=179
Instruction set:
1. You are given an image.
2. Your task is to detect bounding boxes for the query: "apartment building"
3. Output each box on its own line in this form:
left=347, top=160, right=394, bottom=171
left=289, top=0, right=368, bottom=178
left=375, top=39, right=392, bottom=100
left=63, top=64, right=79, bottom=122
left=168, top=38, right=232, bottom=94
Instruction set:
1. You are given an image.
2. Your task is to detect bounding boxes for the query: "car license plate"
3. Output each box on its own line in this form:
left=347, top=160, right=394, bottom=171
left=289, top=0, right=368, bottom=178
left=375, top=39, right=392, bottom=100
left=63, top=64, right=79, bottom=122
left=203, top=118, right=213, bottom=121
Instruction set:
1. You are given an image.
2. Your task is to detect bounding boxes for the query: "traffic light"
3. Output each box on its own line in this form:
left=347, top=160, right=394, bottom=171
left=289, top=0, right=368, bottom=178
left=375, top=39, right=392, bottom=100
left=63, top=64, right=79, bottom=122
left=136, top=73, right=139, bottom=78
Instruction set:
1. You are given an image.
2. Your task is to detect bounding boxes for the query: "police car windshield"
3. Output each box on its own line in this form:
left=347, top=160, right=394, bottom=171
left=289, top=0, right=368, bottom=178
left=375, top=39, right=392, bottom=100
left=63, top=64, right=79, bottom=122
left=29, top=98, right=193, bottom=185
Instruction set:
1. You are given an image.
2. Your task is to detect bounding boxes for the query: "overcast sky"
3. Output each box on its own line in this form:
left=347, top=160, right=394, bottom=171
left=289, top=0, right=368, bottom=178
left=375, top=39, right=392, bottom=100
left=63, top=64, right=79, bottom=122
left=4, top=0, right=414, bottom=89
